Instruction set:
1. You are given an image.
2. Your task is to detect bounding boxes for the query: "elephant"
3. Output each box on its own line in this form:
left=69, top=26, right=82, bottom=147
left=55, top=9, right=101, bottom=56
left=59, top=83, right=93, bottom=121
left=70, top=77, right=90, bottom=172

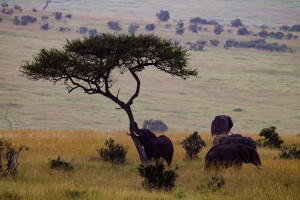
left=223, top=136, right=257, bottom=149
left=213, top=133, right=242, bottom=145
left=211, top=115, right=233, bottom=136
left=133, top=123, right=174, bottom=165
left=205, top=144, right=262, bottom=170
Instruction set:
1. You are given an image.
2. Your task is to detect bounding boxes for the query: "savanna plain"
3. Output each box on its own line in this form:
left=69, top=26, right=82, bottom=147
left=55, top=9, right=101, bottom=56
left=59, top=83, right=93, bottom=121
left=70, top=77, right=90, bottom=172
left=0, top=0, right=300, bottom=199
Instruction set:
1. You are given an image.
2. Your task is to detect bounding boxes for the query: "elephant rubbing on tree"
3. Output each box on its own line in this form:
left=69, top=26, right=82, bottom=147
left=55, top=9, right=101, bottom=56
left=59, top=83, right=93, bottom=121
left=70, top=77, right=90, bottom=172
left=133, top=122, right=174, bottom=165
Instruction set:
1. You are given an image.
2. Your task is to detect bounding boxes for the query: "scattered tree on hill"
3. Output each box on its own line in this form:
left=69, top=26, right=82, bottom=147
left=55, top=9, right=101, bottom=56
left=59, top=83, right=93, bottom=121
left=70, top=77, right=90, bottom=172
left=213, top=25, right=223, bottom=35
left=128, top=23, right=139, bottom=35
left=231, top=19, right=243, bottom=27
left=145, top=24, right=156, bottom=31
left=20, top=33, right=197, bottom=164
left=143, top=119, right=168, bottom=132
left=156, top=10, right=170, bottom=22
left=107, top=21, right=122, bottom=32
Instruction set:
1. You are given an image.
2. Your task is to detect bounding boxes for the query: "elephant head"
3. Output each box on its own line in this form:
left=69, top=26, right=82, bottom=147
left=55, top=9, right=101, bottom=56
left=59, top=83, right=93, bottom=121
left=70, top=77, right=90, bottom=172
left=241, top=146, right=262, bottom=168
left=211, top=115, right=233, bottom=136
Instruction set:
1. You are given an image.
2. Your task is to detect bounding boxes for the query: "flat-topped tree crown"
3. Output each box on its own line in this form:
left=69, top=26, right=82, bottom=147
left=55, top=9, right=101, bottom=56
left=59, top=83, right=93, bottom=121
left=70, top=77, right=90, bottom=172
left=20, top=33, right=197, bottom=164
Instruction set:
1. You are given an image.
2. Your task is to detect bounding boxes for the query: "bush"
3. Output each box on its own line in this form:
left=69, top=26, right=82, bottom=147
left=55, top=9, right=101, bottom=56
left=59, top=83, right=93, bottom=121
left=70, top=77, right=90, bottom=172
left=197, top=175, right=225, bottom=192
left=97, top=138, right=128, bottom=164
left=278, top=145, right=300, bottom=159
left=49, top=156, right=73, bottom=171
left=143, top=119, right=168, bottom=132
left=210, top=39, right=220, bottom=47
left=138, top=160, right=178, bottom=191
left=145, top=24, right=155, bottom=31
left=231, top=18, right=243, bottom=27
left=128, top=23, right=139, bottom=35
left=53, top=12, right=62, bottom=20
left=181, top=131, right=206, bottom=160
left=237, top=27, right=250, bottom=35
left=107, top=21, right=122, bottom=32
left=156, top=10, right=170, bottom=22
left=189, top=17, right=219, bottom=25
left=0, top=138, right=28, bottom=177
left=213, top=25, right=223, bottom=35
left=189, top=23, right=199, bottom=33
left=258, top=126, right=283, bottom=148
left=188, top=40, right=207, bottom=51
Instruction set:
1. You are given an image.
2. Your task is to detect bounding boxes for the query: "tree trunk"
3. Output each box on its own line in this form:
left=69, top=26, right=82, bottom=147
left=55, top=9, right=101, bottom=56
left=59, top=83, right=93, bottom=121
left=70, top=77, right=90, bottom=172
left=125, top=107, right=149, bottom=164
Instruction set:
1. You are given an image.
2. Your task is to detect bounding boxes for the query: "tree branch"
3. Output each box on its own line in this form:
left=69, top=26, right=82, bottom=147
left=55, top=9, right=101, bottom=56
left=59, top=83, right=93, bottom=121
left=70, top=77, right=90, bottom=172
left=127, top=69, right=140, bottom=105
left=5, top=111, right=12, bottom=130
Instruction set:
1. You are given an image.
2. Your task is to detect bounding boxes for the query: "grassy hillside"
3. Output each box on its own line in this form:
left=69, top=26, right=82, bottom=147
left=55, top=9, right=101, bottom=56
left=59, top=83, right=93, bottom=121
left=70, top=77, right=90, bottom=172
left=0, top=130, right=299, bottom=199
left=0, top=1, right=300, bottom=133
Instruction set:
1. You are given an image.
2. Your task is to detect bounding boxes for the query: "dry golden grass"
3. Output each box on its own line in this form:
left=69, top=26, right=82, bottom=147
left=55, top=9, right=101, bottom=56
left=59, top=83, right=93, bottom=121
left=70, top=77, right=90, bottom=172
left=0, top=130, right=299, bottom=200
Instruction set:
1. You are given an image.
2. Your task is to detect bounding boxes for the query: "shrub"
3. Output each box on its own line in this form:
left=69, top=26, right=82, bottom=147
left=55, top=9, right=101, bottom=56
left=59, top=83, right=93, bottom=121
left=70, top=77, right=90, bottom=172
left=197, top=175, right=225, bottom=192
left=258, top=126, right=283, bottom=148
left=88, top=29, right=97, bottom=36
left=278, top=145, right=300, bottom=159
left=181, top=131, right=206, bottom=160
left=213, top=25, right=223, bottom=35
left=53, top=12, right=62, bottom=20
left=49, top=156, right=73, bottom=171
left=189, top=23, right=199, bottom=33
left=0, top=138, right=28, bottom=177
left=258, top=30, right=268, bottom=38
left=97, top=138, right=128, bottom=164
left=290, top=24, right=300, bottom=32
left=189, top=40, right=207, bottom=51
left=107, top=21, right=122, bottom=32
left=145, top=24, right=155, bottom=31
left=237, top=27, right=250, bottom=35
left=143, top=119, right=168, bottom=132
left=231, top=18, right=243, bottom=27
left=268, top=31, right=285, bottom=39
left=138, top=160, right=178, bottom=191
left=41, top=23, right=49, bottom=30
left=128, top=23, right=139, bottom=35
left=189, top=17, right=219, bottom=25
left=156, top=10, right=170, bottom=22
left=210, top=39, right=220, bottom=46
left=78, top=26, right=88, bottom=34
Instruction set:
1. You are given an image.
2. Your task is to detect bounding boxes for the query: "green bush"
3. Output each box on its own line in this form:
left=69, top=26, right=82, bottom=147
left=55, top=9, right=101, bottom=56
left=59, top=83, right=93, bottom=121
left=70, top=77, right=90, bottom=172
left=138, top=160, right=178, bottom=191
left=97, top=138, right=128, bottom=165
left=49, top=156, right=74, bottom=171
left=207, top=175, right=225, bottom=192
left=0, top=138, right=28, bottom=177
left=278, top=145, right=300, bottom=159
left=181, top=131, right=206, bottom=160
left=258, top=126, right=283, bottom=148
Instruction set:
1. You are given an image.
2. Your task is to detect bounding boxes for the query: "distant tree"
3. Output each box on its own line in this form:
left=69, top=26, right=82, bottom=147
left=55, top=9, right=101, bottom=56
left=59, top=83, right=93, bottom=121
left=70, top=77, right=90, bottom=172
left=210, top=39, right=220, bottom=46
left=145, top=24, right=156, bottom=31
left=20, top=34, right=197, bottom=164
left=156, top=10, right=170, bottom=22
left=237, top=27, right=250, bottom=35
left=231, top=19, right=243, bottom=27
left=176, top=20, right=185, bottom=35
left=128, top=23, right=139, bottom=35
left=181, top=131, right=206, bottom=160
left=107, top=21, right=122, bottom=32
left=143, top=119, right=168, bottom=132
left=189, top=24, right=199, bottom=33
left=213, top=25, right=223, bottom=35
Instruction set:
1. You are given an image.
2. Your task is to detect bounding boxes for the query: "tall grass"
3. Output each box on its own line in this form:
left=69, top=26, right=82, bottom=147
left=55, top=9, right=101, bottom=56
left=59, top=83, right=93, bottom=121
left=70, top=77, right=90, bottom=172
left=0, top=130, right=299, bottom=199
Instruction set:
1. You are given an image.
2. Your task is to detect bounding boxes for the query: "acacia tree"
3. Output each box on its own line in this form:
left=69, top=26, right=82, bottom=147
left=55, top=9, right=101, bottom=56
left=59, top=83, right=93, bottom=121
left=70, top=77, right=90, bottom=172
left=20, top=33, right=197, bottom=164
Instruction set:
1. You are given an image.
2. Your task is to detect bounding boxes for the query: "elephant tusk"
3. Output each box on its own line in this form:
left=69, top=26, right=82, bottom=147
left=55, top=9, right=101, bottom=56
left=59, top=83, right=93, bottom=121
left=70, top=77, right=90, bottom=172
left=258, top=166, right=263, bottom=169
left=133, top=131, right=139, bottom=137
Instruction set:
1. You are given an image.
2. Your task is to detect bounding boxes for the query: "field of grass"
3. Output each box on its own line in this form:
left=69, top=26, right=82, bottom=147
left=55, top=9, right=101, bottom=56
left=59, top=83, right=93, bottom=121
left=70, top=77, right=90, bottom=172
left=0, top=0, right=300, bottom=134
left=0, top=130, right=299, bottom=199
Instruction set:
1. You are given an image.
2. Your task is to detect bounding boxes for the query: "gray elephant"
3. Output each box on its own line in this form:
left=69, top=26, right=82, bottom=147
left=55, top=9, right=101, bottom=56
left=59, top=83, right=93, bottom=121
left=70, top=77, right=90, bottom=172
left=211, top=115, right=233, bottom=136
left=223, top=136, right=257, bottom=149
left=205, top=144, right=262, bottom=170
left=133, top=123, right=174, bottom=165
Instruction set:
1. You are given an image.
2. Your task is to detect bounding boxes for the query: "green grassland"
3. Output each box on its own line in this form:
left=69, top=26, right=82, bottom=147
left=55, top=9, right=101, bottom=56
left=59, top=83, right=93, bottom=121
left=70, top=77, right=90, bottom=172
left=0, top=1, right=300, bottom=134
left=0, top=130, right=299, bottom=200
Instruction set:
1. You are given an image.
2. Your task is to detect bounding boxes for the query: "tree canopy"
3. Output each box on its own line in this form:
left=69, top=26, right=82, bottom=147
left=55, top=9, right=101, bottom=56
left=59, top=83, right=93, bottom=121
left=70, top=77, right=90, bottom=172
left=20, top=33, right=197, bottom=163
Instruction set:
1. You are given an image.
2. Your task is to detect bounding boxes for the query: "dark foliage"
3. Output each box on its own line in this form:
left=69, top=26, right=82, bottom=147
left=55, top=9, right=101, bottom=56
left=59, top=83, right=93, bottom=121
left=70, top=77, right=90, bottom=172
left=13, top=15, right=37, bottom=25
left=278, top=145, right=300, bottom=159
left=207, top=175, right=225, bottom=192
left=145, top=24, right=156, bottom=31
left=280, top=25, right=290, bottom=32
left=138, top=160, right=178, bottom=191
left=78, top=26, right=88, bottom=34
left=290, top=24, right=300, bottom=32
left=258, top=30, right=268, bottom=38
left=214, top=25, right=223, bottom=35
left=143, top=119, right=168, bottom=132
left=53, top=12, right=62, bottom=20
left=224, top=39, right=289, bottom=52
left=188, top=40, right=207, bottom=51
left=41, top=16, right=49, bottom=20
left=181, top=131, right=206, bottom=160
left=59, top=27, right=71, bottom=32
left=0, top=138, right=28, bottom=177
left=210, top=39, right=220, bottom=46
left=49, top=156, right=74, bottom=171
left=156, top=10, right=170, bottom=22
left=231, top=18, right=243, bottom=27
left=65, top=14, right=72, bottom=19
left=88, top=29, right=97, bottom=36
left=189, top=17, right=219, bottom=25
left=41, top=23, right=49, bottom=30
left=189, top=23, right=199, bottom=33
left=268, top=31, right=285, bottom=39
left=128, top=23, right=139, bottom=35
left=97, top=138, right=128, bottom=164
left=258, top=126, right=283, bottom=149
left=237, top=27, right=250, bottom=35
left=107, top=21, right=122, bottom=32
